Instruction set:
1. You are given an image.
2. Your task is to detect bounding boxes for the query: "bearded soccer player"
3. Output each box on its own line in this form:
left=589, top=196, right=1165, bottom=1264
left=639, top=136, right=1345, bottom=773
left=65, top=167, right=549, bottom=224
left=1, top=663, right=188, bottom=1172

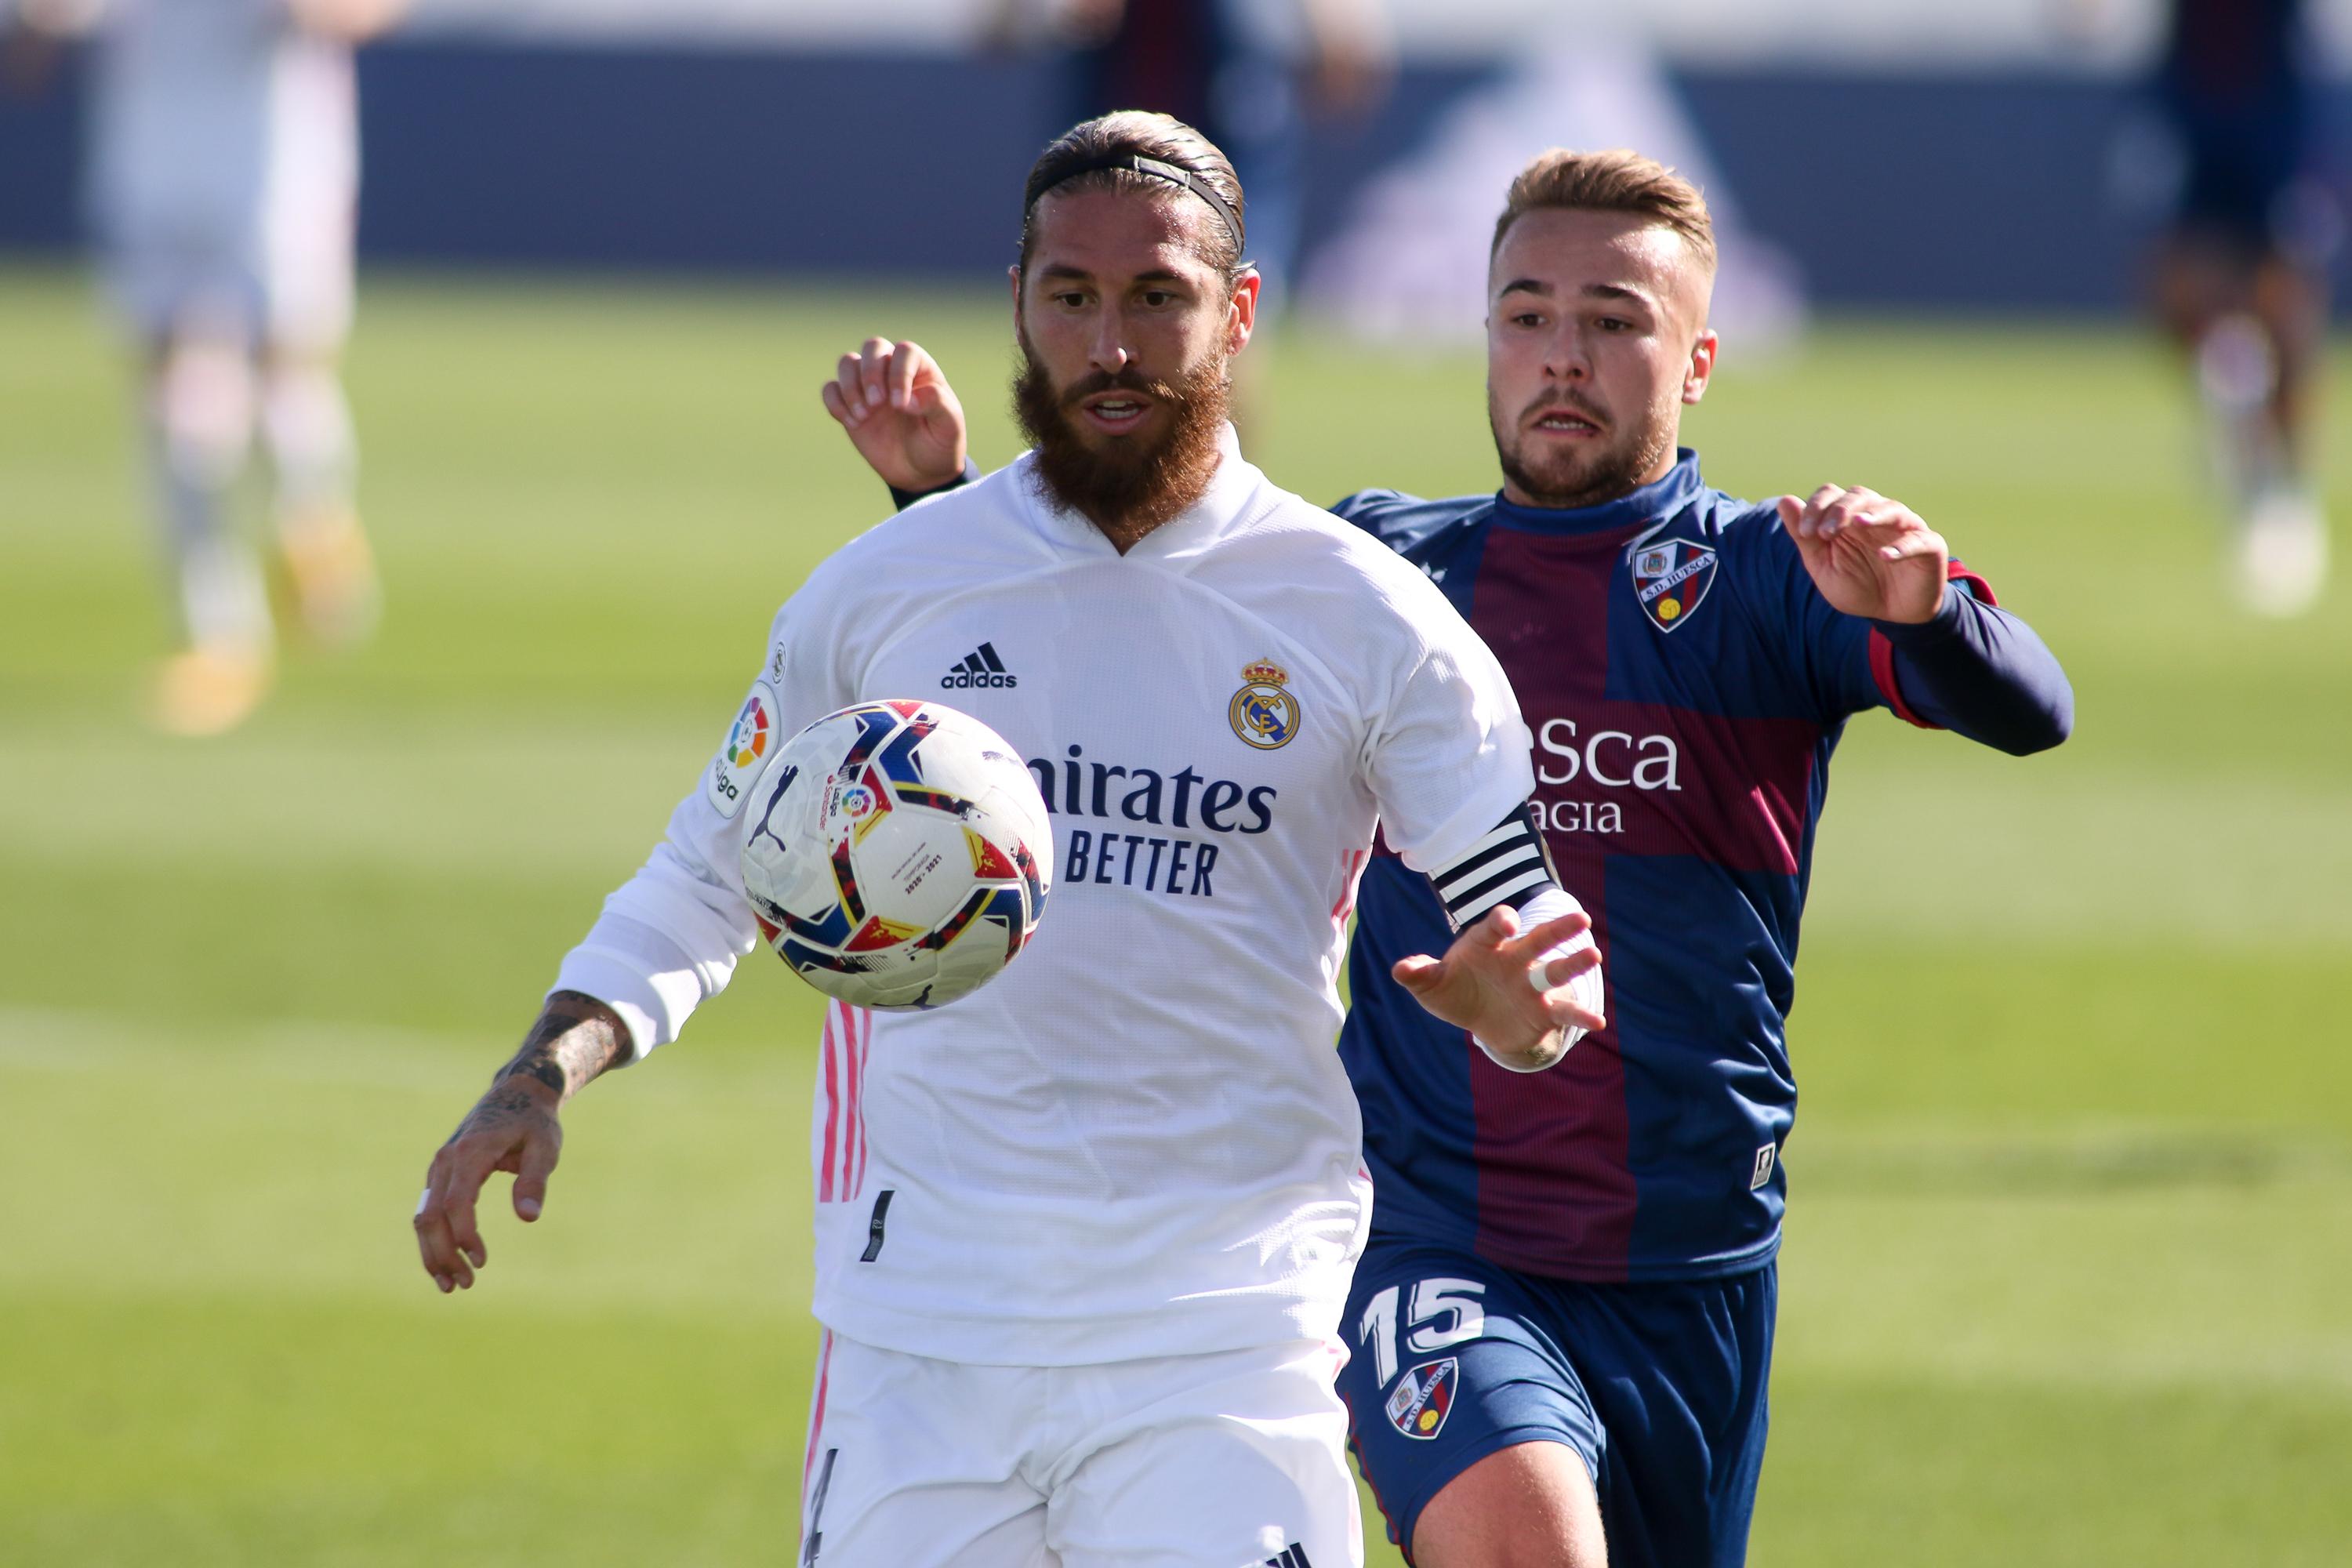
left=847, top=151, right=2073, bottom=1566
left=413, top=113, right=1610, bottom=1568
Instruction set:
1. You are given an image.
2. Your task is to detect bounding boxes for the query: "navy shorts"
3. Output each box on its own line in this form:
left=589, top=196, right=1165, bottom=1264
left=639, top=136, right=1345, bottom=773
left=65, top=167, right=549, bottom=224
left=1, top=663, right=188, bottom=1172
left=1338, top=1234, right=1776, bottom=1568
left=2161, top=92, right=2315, bottom=249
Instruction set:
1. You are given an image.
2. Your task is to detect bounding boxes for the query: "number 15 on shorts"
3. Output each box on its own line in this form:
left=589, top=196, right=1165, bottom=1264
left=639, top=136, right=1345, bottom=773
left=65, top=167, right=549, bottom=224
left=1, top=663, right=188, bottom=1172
left=1359, top=1278, right=1485, bottom=1441
left=1358, top=1278, right=1487, bottom=1387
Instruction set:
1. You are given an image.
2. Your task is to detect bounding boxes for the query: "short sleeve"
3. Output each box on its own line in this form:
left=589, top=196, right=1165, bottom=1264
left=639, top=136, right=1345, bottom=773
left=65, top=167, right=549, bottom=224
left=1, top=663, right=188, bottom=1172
left=1359, top=574, right=1537, bottom=873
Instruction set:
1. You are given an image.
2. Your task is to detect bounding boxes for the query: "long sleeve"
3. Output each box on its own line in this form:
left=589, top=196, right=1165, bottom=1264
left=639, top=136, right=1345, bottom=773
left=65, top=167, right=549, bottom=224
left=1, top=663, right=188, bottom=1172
left=546, top=577, right=853, bottom=1057
left=1870, top=579, right=2074, bottom=756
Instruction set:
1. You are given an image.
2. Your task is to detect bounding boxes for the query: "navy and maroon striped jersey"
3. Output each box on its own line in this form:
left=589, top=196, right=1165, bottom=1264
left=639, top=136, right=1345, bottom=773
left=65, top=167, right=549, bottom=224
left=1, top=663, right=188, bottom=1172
left=1336, top=452, right=2071, bottom=1282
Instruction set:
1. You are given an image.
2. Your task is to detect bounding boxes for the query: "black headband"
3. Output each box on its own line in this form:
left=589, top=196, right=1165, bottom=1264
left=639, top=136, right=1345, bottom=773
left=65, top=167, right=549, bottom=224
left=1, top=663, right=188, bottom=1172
left=1030, top=153, right=1245, bottom=263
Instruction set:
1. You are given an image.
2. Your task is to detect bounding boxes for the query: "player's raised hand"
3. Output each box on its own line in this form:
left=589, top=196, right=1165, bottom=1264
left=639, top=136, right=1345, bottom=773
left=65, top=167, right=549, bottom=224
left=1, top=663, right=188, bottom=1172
left=1392, top=905, right=1603, bottom=1072
left=1778, top=485, right=1949, bottom=624
left=820, top=336, right=969, bottom=495
left=413, top=1076, right=563, bottom=1293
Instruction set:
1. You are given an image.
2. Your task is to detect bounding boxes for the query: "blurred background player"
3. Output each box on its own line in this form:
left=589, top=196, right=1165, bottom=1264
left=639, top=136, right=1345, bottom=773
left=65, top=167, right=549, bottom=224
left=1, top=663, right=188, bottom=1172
left=989, top=0, right=1393, bottom=314
left=851, top=148, right=2074, bottom=1568
left=2, top=0, right=404, bottom=735
left=2146, top=0, right=2335, bottom=616
left=988, top=0, right=1393, bottom=436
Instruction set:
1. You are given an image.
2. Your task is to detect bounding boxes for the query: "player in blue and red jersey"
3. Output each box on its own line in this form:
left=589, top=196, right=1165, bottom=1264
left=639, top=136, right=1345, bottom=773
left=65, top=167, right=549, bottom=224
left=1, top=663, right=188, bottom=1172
left=2145, top=0, right=2333, bottom=615
left=1322, top=150, right=2068, bottom=1568
left=835, top=147, right=2070, bottom=1567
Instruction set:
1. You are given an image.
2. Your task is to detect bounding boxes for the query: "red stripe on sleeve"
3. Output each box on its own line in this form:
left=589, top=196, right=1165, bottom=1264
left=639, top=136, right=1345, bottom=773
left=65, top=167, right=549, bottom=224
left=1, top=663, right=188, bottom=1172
left=1867, top=627, right=1938, bottom=729
left=1871, top=559, right=1992, bottom=729
left=1947, top=557, right=1997, bottom=606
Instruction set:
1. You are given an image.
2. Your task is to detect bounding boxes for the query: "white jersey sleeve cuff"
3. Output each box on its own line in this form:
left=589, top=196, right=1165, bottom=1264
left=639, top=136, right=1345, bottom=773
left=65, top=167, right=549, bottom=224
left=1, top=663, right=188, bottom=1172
left=550, top=913, right=730, bottom=1059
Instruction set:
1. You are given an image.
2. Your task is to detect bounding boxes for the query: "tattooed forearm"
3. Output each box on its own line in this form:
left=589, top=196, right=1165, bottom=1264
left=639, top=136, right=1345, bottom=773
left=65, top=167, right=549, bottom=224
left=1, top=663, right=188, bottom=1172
left=488, top=991, right=631, bottom=1103
left=448, top=1083, right=546, bottom=1145
left=492, top=1013, right=577, bottom=1095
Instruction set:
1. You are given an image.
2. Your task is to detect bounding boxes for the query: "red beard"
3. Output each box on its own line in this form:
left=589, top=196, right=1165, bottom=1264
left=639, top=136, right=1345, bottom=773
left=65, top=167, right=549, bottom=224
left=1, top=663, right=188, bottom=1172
left=1013, top=329, right=1231, bottom=546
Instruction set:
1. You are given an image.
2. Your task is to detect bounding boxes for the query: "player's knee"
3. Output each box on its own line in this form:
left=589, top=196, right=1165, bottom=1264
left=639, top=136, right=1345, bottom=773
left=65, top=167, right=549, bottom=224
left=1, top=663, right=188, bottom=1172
left=153, top=335, right=257, bottom=482
left=261, top=360, right=356, bottom=486
left=1411, top=1439, right=1606, bottom=1568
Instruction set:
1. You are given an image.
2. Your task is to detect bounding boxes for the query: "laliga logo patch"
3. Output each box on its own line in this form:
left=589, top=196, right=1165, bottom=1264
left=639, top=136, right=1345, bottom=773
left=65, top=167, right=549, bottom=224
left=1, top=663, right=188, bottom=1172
left=725, top=697, right=771, bottom=770
left=706, top=680, right=779, bottom=819
left=1229, top=658, right=1301, bottom=750
left=1385, top=1356, right=1460, bottom=1440
left=1631, top=538, right=1719, bottom=633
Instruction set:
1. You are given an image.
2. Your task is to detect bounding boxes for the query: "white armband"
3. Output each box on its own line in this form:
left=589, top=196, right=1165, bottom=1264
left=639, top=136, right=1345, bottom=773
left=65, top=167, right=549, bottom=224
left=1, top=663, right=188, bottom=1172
left=1471, top=883, right=1603, bottom=1073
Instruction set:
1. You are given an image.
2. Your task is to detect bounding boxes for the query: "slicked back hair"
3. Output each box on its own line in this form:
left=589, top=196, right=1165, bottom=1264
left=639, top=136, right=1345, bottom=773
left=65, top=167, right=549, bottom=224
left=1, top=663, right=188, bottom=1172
left=1491, top=148, right=1717, bottom=274
left=1018, top=111, right=1247, bottom=284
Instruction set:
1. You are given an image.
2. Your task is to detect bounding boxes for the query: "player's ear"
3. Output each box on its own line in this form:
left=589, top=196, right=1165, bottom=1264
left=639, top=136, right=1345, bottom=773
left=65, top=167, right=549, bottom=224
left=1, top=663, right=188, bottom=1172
left=1683, top=329, right=1719, bottom=405
left=1226, top=267, right=1261, bottom=354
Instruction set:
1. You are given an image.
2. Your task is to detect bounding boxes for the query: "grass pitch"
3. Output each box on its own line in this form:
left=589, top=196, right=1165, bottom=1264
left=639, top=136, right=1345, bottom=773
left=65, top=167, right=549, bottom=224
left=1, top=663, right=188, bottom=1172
left=2, top=266, right=2347, bottom=1565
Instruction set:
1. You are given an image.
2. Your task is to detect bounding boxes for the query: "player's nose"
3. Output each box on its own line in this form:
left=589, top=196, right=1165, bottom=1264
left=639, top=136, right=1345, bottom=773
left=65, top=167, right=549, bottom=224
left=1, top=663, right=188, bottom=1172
left=1087, top=316, right=1132, bottom=374
left=1545, top=328, right=1592, bottom=382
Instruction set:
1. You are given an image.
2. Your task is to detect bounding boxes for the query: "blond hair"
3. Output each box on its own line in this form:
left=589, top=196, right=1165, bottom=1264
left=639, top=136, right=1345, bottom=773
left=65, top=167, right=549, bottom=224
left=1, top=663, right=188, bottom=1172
left=1492, top=149, right=1716, bottom=272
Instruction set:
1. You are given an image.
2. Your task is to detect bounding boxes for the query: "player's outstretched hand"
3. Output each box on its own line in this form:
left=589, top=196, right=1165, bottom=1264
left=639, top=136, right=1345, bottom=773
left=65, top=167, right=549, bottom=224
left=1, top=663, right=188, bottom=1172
left=1392, top=906, right=1603, bottom=1072
left=413, top=1076, right=563, bottom=1294
left=820, top=336, right=969, bottom=496
left=1778, top=485, right=1949, bottom=624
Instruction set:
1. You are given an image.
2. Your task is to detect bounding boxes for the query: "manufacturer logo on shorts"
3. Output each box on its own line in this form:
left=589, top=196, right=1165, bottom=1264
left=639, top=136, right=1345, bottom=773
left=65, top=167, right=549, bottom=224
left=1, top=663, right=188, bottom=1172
left=1262, top=1544, right=1316, bottom=1568
left=1228, top=659, right=1300, bottom=750
left=1385, top=1356, right=1460, bottom=1441
left=942, top=641, right=1018, bottom=689
left=706, top=679, right=780, bottom=819
left=1631, top=537, right=1719, bottom=633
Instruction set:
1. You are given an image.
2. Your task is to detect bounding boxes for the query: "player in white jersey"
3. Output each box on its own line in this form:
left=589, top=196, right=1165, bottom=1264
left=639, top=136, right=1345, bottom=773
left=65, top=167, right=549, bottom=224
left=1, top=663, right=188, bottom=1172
left=412, top=112, right=1605, bottom=1568
left=5, top=0, right=401, bottom=733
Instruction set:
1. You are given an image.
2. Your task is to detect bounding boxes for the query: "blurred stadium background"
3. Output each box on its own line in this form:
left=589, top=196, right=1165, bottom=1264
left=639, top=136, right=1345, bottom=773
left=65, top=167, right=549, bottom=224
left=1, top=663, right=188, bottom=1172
left=3, top=0, right=2349, bottom=1563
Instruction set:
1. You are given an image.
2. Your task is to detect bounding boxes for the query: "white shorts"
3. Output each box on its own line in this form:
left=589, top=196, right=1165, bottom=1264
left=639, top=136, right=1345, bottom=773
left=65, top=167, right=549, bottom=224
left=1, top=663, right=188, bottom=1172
left=101, top=180, right=354, bottom=353
left=93, top=37, right=358, bottom=351
left=798, top=1330, right=1362, bottom=1568
left=102, top=210, right=352, bottom=353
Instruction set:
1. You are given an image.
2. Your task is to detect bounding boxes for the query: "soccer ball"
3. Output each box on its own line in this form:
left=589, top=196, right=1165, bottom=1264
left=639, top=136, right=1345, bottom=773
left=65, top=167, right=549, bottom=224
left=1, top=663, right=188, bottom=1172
left=739, top=700, right=1052, bottom=1010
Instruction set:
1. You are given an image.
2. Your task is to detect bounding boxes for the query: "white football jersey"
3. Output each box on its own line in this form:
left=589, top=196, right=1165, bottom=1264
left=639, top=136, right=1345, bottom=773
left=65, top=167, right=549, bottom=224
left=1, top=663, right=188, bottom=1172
left=557, top=431, right=1536, bottom=1366
left=85, top=0, right=358, bottom=339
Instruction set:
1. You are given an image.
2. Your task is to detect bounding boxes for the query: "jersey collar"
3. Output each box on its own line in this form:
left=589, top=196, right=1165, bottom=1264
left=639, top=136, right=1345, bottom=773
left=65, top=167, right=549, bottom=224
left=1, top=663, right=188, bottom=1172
left=1490, top=448, right=1705, bottom=537
left=1016, top=423, right=1262, bottom=562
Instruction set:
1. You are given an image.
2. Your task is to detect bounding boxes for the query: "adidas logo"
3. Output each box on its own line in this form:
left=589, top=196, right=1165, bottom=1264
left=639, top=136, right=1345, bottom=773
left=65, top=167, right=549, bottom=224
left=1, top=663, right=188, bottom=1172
left=941, top=641, right=1018, bottom=690
left=1263, top=1545, right=1314, bottom=1568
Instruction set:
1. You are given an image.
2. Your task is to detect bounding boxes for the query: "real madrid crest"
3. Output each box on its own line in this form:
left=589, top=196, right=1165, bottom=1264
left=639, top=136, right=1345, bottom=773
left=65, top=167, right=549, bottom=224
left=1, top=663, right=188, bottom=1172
left=1631, top=536, right=1720, bottom=633
left=1229, top=658, right=1301, bottom=750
